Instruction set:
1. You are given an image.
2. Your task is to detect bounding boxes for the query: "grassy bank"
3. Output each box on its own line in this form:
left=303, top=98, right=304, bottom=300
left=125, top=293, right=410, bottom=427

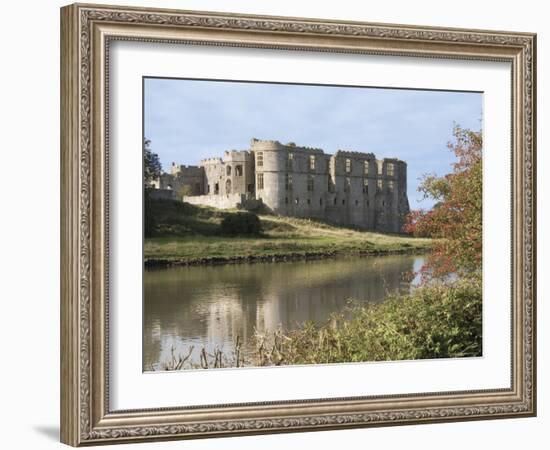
left=160, top=277, right=482, bottom=370
left=144, top=199, right=432, bottom=264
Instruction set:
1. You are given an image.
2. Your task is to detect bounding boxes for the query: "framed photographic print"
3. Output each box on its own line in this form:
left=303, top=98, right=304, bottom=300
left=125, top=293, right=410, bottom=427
left=60, top=3, right=537, bottom=446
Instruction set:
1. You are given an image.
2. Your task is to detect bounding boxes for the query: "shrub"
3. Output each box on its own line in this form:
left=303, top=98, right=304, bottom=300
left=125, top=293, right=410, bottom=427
left=251, top=276, right=482, bottom=366
left=404, top=125, right=482, bottom=278
left=220, top=212, right=262, bottom=235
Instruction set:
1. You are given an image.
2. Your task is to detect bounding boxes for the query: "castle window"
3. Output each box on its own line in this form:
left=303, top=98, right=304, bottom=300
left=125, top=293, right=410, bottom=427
left=307, top=198, right=311, bottom=205
left=345, top=158, right=352, bottom=173
left=207, top=184, right=210, bottom=194
left=345, top=177, right=351, bottom=193
left=363, top=179, right=369, bottom=194
left=387, top=163, right=395, bottom=177
left=247, top=184, right=253, bottom=193
left=214, top=183, right=219, bottom=194
left=382, top=201, right=385, bottom=207
left=309, top=155, right=316, bottom=171
left=334, top=198, right=337, bottom=205
left=307, top=175, right=314, bottom=191
left=235, top=165, right=243, bottom=176
left=225, top=179, right=232, bottom=194
left=287, top=152, right=294, bottom=170
left=295, top=197, right=299, bottom=205
left=342, top=199, right=346, bottom=205
left=166, top=184, right=172, bottom=190
left=364, top=160, right=369, bottom=175
left=257, top=173, right=264, bottom=190
left=355, top=200, right=359, bottom=206
left=377, top=179, right=383, bottom=191
left=226, top=166, right=232, bottom=176
left=285, top=197, right=289, bottom=204
left=388, top=180, right=395, bottom=192
left=257, top=152, right=263, bottom=167
left=366, top=200, right=370, bottom=207
left=320, top=198, right=323, bottom=205
left=285, top=173, right=293, bottom=190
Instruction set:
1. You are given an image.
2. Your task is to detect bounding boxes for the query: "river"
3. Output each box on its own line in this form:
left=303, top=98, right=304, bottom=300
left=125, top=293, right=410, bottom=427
left=143, top=253, right=425, bottom=370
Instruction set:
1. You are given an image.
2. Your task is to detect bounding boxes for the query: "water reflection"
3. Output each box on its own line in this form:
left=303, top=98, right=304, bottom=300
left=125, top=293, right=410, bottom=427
left=143, top=254, right=425, bottom=370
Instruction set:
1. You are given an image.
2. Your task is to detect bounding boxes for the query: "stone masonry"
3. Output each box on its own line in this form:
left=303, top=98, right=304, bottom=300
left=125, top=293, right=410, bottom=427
left=153, top=138, right=410, bottom=233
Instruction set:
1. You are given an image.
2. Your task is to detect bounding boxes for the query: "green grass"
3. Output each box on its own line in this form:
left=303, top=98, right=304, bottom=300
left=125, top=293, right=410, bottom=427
left=144, top=199, right=432, bottom=263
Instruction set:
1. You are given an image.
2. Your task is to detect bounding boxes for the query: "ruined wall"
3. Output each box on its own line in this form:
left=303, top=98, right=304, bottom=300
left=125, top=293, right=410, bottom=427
left=201, top=151, right=255, bottom=198
left=183, top=193, right=260, bottom=210
left=372, top=159, right=409, bottom=233
left=153, top=138, right=409, bottom=233
left=148, top=188, right=176, bottom=201
left=156, top=164, right=205, bottom=196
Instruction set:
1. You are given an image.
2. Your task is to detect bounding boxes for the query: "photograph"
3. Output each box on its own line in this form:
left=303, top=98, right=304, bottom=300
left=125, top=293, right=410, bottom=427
left=142, top=78, right=483, bottom=372
left=55, top=2, right=537, bottom=446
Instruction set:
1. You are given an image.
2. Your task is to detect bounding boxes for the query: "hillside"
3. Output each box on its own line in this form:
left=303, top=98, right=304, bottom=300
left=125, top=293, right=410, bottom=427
left=144, top=199, right=432, bottom=265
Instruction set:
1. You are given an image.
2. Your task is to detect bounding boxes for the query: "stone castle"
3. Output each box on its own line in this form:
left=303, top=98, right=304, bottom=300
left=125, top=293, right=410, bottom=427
left=152, top=138, right=410, bottom=233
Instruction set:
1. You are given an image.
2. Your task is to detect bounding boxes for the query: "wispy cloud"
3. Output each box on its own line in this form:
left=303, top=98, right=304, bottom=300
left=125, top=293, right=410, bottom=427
left=144, top=78, right=482, bottom=209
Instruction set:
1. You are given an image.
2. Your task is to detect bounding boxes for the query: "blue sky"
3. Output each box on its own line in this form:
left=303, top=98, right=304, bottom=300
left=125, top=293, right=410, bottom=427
left=144, top=78, right=482, bottom=210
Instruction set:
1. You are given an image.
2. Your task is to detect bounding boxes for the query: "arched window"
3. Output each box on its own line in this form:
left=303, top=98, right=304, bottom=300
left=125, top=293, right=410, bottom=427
left=226, top=166, right=232, bottom=176
left=225, top=179, right=232, bottom=194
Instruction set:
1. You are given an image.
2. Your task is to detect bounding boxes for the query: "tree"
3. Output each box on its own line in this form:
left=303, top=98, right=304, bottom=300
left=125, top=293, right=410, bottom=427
left=144, top=138, right=161, bottom=187
left=404, top=125, right=482, bottom=278
left=177, top=184, right=193, bottom=199
left=144, top=138, right=162, bottom=237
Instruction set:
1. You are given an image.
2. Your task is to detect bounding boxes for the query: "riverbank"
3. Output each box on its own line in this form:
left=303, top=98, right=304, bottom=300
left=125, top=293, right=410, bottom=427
left=144, top=200, right=432, bottom=267
left=157, top=276, right=482, bottom=370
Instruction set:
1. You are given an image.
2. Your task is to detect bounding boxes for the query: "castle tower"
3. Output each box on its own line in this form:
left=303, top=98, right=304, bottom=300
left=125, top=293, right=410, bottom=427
left=251, top=138, right=328, bottom=218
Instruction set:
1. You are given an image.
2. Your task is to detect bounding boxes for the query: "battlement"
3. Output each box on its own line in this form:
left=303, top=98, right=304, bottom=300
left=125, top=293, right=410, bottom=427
left=382, top=157, right=406, bottom=165
left=200, top=157, right=224, bottom=165
left=334, top=150, right=375, bottom=159
left=171, top=163, right=204, bottom=176
left=223, top=150, right=254, bottom=162
left=251, top=138, right=324, bottom=154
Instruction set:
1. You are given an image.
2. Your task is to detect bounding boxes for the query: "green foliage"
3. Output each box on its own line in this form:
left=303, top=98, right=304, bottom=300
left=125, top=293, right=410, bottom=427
left=159, top=277, right=482, bottom=370
left=145, top=198, right=225, bottom=236
left=177, top=184, right=193, bottom=198
left=143, top=198, right=432, bottom=262
left=405, top=125, right=482, bottom=278
left=220, top=212, right=262, bottom=236
left=143, top=189, right=157, bottom=238
left=250, top=277, right=482, bottom=365
left=143, top=138, right=162, bottom=187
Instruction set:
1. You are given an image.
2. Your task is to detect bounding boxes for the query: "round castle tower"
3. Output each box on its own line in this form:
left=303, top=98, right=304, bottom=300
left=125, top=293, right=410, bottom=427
left=250, top=139, right=287, bottom=212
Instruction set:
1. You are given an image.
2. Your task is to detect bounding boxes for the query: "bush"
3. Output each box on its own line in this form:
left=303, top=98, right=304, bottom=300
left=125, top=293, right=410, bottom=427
left=220, top=212, right=262, bottom=235
left=251, top=276, right=482, bottom=366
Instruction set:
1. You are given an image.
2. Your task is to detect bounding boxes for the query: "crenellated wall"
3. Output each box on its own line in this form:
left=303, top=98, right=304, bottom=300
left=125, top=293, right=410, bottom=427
left=153, top=138, right=410, bottom=233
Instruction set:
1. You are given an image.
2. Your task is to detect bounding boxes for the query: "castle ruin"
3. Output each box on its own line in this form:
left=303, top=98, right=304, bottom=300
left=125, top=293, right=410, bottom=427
left=152, top=138, right=410, bottom=233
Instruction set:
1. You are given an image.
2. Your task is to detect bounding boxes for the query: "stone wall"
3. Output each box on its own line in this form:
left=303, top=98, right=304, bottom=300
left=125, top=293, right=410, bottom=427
left=183, top=193, right=258, bottom=210
left=148, top=188, right=176, bottom=201
left=154, top=138, right=410, bottom=233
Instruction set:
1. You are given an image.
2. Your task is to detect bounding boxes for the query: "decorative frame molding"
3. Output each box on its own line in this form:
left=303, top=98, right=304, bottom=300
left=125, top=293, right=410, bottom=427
left=60, top=3, right=536, bottom=446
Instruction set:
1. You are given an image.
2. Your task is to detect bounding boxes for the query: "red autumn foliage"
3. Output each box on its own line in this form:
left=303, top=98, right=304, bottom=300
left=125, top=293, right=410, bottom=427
left=404, top=125, right=482, bottom=279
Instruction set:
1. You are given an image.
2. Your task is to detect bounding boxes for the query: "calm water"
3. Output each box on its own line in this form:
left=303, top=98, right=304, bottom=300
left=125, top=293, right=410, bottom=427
left=144, top=254, right=425, bottom=370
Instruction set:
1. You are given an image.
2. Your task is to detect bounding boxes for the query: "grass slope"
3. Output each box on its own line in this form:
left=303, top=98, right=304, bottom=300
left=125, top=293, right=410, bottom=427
left=144, top=199, right=432, bottom=263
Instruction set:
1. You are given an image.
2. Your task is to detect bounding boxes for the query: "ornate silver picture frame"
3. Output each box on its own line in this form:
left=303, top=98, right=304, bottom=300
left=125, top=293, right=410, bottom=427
left=60, top=3, right=536, bottom=446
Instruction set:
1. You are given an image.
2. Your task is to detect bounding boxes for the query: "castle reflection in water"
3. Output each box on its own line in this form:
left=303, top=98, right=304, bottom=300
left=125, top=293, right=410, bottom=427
left=143, top=254, right=424, bottom=370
